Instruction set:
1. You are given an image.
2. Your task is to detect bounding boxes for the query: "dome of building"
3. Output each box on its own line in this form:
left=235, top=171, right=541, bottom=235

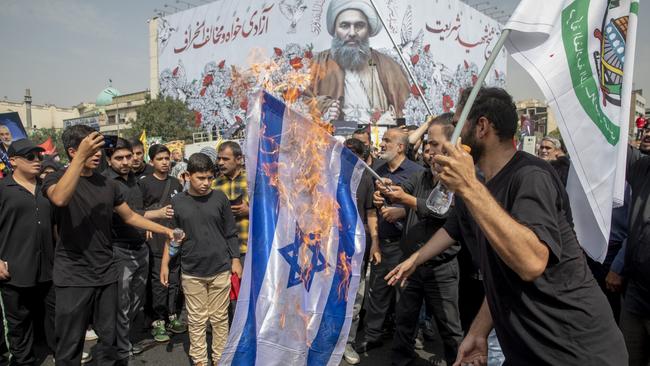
left=96, top=87, right=121, bottom=106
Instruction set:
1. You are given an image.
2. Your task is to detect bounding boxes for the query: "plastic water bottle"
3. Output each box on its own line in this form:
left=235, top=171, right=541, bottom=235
left=168, top=228, right=184, bottom=257
left=425, top=144, right=472, bottom=216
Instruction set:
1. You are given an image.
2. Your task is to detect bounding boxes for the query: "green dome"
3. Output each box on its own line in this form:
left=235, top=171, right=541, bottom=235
left=96, top=87, right=121, bottom=106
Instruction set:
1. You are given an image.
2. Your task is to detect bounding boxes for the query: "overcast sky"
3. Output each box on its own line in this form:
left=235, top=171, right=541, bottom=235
left=1, top=0, right=648, bottom=107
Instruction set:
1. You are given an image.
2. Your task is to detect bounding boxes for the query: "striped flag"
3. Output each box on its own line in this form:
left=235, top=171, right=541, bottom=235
left=220, top=92, right=366, bottom=365
left=505, top=0, right=639, bottom=262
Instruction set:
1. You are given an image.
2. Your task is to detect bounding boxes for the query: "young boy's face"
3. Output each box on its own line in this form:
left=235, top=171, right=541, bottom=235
left=189, top=170, right=214, bottom=196
left=152, top=152, right=171, bottom=174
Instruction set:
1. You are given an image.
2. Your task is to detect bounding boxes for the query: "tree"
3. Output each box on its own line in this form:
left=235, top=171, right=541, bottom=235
left=129, top=95, right=197, bottom=142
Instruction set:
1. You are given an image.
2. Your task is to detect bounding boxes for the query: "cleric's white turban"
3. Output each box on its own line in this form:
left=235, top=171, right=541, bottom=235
left=326, top=0, right=381, bottom=37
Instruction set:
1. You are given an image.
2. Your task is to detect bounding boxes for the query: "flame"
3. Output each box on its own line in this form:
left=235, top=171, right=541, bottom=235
left=336, top=252, right=352, bottom=302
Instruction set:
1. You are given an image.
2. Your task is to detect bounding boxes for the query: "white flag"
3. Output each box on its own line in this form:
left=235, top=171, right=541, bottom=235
left=505, top=0, right=639, bottom=262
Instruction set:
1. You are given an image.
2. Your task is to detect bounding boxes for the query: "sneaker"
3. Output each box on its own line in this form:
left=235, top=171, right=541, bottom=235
left=81, top=352, right=93, bottom=364
left=343, top=344, right=361, bottom=364
left=85, top=328, right=98, bottom=341
left=414, top=330, right=425, bottom=350
left=151, top=320, right=170, bottom=342
left=167, top=314, right=187, bottom=334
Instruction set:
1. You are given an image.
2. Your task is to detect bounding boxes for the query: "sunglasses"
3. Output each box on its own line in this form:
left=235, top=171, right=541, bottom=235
left=18, top=152, right=44, bottom=161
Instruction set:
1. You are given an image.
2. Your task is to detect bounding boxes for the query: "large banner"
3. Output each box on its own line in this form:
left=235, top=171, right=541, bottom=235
left=156, top=0, right=507, bottom=132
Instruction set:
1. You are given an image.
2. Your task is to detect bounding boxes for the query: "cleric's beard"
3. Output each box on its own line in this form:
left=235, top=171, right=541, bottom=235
left=331, top=36, right=371, bottom=71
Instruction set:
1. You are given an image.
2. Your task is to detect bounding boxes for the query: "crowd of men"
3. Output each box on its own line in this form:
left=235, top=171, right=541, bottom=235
left=0, top=87, right=649, bottom=366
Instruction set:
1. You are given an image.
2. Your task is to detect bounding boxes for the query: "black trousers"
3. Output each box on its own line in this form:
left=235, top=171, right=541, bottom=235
left=391, top=260, right=463, bottom=366
left=150, top=254, right=181, bottom=321
left=364, top=240, right=402, bottom=342
left=55, top=283, right=117, bottom=366
left=0, top=282, right=55, bottom=365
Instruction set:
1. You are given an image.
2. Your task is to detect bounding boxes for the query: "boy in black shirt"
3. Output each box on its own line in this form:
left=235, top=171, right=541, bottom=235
left=43, top=125, right=177, bottom=366
left=161, top=153, right=240, bottom=366
left=0, top=139, right=55, bottom=364
left=139, top=144, right=185, bottom=342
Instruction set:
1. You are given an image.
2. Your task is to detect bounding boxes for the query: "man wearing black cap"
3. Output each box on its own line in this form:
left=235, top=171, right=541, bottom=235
left=0, top=139, right=56, bottom=364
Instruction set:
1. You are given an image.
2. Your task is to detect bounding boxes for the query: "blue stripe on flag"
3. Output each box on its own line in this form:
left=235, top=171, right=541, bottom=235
left=307, top=147, right=359, bottom=365
left=232, top=93, right=285, bottom=365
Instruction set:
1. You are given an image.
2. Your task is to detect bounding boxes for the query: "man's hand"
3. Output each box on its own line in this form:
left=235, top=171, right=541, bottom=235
left=157, top=205, right=174, bottom=220
left=385, top=253, right=418, bottom=287
left=370, top=242, right=382, bottom=265
left=453, top=333, right=488, bottom=366
left=380, top=206, right=406, bottom=223
left=231, top=201, right=249, bottom=218
left=0, top=261, right=10, bottom=280
left=76, top=132, right=105, bottom=160
left=380, top=185, right=407, bottom=205
left=232, top=258, right=243, bottom=278
left=324, top=100, right=340, bottom=121
left=605, top=271, right=624, bottom=292
left=373, top=190, right=386, bottom=208
left=434, top=138, right=478, bottom=196
left=160, top=265, right=169, bottom=287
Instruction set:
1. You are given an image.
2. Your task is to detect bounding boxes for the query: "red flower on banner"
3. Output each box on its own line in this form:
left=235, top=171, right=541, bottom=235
left=202, top=74, right=214, bottom=86
left=235, top=115, right=243, bottom=124
left=225, top=88, right=233, bottom=98
left=199, top=88, right=207, bottom=97
left=424, top=44, right=430, bottom=53
left=472, top=74, right=478, bottom=85
left=172, top=66, right=179, bottom=77
left=411, top=54, right=420, bottom=65
left=194, top=111, right=202, bottom=126
left=240, top=98, right=248, bottom=111
left=410, top=84, right=422, bottom=96
left=274, top=47, right=283, bottom=57
left=464, top=60, right=470, bottom=69
left=442, top=95, right=454, bottom=112
left=290, top=57, right=304, bottom=70
left=304, top=50, right=313, bottom=59
left=218, top=60, right=226, bottom=69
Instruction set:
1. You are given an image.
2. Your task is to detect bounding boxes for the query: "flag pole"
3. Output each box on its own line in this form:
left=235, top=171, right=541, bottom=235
left=450, top=29, right=511, bottom=143
left=368, top=0, right=434, bottom=118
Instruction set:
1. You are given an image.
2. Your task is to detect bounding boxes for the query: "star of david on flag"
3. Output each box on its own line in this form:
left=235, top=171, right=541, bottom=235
left=220, top=92, right=367, bottom=366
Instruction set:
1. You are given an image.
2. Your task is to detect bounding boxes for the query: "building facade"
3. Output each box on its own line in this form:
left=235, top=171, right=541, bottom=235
left=515, top=99, right=558, bottom=137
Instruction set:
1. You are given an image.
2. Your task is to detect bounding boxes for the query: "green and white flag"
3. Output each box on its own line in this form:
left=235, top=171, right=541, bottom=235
left=505, top=0, right=639, bottom=262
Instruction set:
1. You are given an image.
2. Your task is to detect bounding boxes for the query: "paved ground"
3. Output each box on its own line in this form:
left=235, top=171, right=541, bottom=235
left=34, top=327, right=443, bottom=366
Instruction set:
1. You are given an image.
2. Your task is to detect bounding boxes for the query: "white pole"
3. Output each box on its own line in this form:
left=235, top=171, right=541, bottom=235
left=368, top=0, right=434, bottom=118
left=450, top=29, right=511, bottom=143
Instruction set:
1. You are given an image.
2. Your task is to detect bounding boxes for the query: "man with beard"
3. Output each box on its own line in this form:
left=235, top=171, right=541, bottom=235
left=385, top=87, right=626, bottom=365
left=375, top=114, right=463, bottom=366
left=308, top=0, right=410, bottom=124
left=0, top=125, right=13, bottom=176
left=357, top=128, right=423, bottom=354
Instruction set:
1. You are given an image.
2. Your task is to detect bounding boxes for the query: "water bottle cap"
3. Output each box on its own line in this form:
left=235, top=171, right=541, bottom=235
left=461, top=144, right=472, bottom=153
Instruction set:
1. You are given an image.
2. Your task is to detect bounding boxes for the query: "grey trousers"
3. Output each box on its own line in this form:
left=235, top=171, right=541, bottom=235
left=114, top=245, right=149, bottom=360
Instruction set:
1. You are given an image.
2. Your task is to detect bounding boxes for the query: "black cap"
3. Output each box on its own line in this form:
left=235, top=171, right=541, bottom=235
left=7, top=139, right=45, bottom=157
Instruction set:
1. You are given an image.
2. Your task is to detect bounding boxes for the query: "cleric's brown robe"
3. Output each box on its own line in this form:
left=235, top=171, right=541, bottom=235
left=307, top=48, right=411, bottom=119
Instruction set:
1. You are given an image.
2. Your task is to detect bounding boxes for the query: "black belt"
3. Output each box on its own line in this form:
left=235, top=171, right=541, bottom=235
left=113, top=242, right=145, bottom=251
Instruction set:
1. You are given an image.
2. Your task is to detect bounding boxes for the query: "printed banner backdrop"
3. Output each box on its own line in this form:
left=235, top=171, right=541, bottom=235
left=157, top=0, right=507, bottom=133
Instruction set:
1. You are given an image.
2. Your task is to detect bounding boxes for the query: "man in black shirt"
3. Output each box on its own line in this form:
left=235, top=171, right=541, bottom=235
left=130, top=139, right=154, bottom=179
left=377, top=114, right=463, bottom=365
left=139, top=144, right=185, bottom=342
left=358, top=128, right=424, bottom=353
left=386, top=88, right=626, bottom=365
left=0, top=139, right=55, bottom=364
left=161, top=153, right=240, bottom=366
left=342, top=138, right=378, bottom=364
left=104, top=138, right=174, bottom=363
left=43, top=125, right=177, bottom=366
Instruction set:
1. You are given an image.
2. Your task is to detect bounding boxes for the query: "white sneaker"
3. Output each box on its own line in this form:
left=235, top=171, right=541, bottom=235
left=81, top=352, right=93, bottom=364
left=85, top=328, right=98, bottom=341
left=343, top=343, right=360, bottom=364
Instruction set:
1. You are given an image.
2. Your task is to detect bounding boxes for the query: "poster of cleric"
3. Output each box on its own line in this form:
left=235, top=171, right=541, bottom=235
left=155, top=0, right=507, bottom=133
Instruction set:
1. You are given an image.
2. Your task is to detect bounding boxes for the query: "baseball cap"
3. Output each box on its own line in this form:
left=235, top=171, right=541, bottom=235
left=7, top=139, right=45, bottom=157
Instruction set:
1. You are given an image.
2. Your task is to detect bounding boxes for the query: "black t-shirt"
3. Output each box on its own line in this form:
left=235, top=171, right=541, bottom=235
left=0, top=176, right=54, bottom=287
left=139, top=174, right=182, bottom=255
left=134, top=164, right=154, bottom=180
left=356, top=170, right=374, bottom=225
left=43, top=169, right=125, bottom=286
left=443, top=152, right=625, bottom=365
left=103, top=169, right=146, bottom=246
left=172, top=190, right=239, bottom=277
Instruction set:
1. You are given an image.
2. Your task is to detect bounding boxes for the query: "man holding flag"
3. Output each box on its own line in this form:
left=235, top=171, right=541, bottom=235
left=386, top=87, right=626, bottom=365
